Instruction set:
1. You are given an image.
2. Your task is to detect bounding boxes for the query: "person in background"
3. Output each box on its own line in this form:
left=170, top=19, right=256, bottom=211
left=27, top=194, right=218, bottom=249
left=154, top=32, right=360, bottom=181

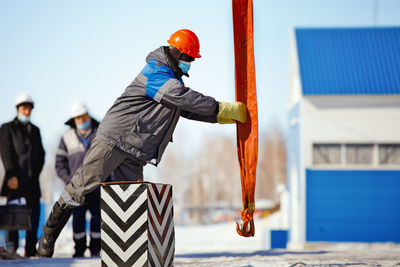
left=38, top=29, right=246, bottom=257
left=55, top=102, right=101, bottom=257
left=0, top=93, right=45, bottom=257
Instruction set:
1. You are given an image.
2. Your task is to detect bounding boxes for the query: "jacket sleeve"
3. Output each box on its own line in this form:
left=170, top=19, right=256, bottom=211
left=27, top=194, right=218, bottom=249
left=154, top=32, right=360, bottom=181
left=0, top=124, right=19, bottom=179
left=35, top=128, right=45, bottom=178
left=145, top=66, right=218, bottom=116
left=55, top=137, right=70, bottom=184
left=180, top=110, right=218, bottom=123
left=159, top=79, right=219, bottom=117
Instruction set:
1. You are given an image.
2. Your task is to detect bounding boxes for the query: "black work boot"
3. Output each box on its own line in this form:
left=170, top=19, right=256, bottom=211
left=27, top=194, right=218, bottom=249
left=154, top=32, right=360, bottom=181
left=89, top=238, right=101, bottom=257
left=37, top=201, right=73, bottom=257
left=73, top=236, right=87, bottom=258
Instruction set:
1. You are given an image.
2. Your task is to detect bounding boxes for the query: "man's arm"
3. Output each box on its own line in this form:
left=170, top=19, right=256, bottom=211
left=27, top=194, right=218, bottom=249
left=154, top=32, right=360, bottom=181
left=157, top=80, right=218, bottom=117
left=180, top=109, right=218, bottom=123
left=146, top=68, right=245, bottom=123
left=55, top=137, right=70, bottom=184
left=161, top=84, right=246, bottom=124
left=0, top=124, right=19, bottom=179
left=35, top=128, right=46, bottom=178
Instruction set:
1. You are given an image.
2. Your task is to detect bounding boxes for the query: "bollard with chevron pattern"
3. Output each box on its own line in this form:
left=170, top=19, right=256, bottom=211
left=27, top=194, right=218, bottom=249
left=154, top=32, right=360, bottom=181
left=100, top=182, right=175, bottom=267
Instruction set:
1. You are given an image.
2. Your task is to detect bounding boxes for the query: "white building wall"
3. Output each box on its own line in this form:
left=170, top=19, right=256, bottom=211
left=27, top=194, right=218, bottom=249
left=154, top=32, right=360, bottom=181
left=287, top=30, right=305, bottom=249
left=302, top=95, right=400, bottom=167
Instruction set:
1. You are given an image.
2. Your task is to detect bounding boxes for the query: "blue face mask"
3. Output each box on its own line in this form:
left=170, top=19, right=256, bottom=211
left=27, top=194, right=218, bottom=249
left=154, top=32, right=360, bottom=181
left=179, top=60, right=191, bottom=73
left=17, top=114, right=30, bottom=123
left=76, top=120, right=91, bottom=130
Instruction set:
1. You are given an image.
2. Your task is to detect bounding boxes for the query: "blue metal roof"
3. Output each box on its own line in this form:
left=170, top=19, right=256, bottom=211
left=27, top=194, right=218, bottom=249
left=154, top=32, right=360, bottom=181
left=295, top=27, right=400, bottom=95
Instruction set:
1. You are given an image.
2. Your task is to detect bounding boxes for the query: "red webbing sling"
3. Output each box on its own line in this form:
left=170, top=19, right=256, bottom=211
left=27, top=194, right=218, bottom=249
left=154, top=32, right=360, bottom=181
left=232, top=0, right=258, bottom=237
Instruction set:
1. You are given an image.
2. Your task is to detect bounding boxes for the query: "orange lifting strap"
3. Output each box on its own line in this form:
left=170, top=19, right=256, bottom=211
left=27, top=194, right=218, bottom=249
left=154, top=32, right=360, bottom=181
left=232, top=0, right=258, bottom=237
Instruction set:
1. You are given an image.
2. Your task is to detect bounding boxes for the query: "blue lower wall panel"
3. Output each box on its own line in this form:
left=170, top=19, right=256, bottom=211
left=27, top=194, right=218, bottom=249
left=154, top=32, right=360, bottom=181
left=306, top=169, right=400, bottom=242
left=271, top=230, right=288, bottom=249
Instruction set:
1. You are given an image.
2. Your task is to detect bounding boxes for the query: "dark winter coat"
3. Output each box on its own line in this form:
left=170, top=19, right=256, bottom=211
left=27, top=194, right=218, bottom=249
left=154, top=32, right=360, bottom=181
left=55, top=118, right=99, bottom=184
left=96, top=46, right=219, bottom=166
left=0, top=117, right=45, bottom=201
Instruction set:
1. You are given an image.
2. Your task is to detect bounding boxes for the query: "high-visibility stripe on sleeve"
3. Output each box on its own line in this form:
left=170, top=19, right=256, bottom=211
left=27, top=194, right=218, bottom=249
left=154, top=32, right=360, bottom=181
left=153, top=78, right=181, bottom=102
left=56, top=148, right=67, bottom=156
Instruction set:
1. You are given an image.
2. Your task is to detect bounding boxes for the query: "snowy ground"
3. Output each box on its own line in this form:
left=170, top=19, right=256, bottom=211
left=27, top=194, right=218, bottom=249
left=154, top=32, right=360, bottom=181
left=175, top=214, right=400, bottom=266
left=1, top=213, right=400, bottom=266
left=2, top=242, right=400, bottom=267
left=175, top=242, right=400, bottom=267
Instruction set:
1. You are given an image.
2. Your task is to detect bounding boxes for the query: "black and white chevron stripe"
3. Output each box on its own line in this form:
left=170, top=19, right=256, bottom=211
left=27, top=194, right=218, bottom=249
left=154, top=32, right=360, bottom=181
left=147, top=184, right=174, bottom=267
left=100, top=183, right=174, bottom=267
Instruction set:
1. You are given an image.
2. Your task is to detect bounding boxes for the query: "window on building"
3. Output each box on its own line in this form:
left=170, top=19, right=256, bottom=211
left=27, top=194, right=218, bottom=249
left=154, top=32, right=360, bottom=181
left=379, top=144, right=400, bottom=165
left=345, top=144, right=373, bottom=165
left=313, top=144, right=341, bottom=165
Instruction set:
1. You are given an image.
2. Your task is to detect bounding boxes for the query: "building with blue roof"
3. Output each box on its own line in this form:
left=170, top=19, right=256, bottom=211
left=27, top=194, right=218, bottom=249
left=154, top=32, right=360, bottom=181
left=287, top=27, right=400, bottom=248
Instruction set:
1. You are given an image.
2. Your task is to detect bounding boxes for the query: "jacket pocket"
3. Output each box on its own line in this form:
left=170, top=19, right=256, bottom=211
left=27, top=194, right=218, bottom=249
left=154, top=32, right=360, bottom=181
left=137, top=113, right=170, bottom=137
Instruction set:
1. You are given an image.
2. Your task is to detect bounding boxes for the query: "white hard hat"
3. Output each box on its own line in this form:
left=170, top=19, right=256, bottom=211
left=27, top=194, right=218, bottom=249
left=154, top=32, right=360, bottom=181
left=70, top=101, right=88, bottom=118
left=15, top=93, right=34, bottom=108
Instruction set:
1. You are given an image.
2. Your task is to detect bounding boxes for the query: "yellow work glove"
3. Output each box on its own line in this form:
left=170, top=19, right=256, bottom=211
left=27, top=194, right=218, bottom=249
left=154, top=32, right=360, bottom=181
left=217, top=102, right=247, bottom=124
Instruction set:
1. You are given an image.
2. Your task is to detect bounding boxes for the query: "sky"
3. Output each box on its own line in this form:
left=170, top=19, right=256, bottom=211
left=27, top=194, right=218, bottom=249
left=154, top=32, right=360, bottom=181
left=1, top=0, right=400, bottom=163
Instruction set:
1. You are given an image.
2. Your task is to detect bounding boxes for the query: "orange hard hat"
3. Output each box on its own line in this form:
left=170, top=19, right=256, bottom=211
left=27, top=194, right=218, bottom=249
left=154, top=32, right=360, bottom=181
left=168, top=29, right=201, bottom=59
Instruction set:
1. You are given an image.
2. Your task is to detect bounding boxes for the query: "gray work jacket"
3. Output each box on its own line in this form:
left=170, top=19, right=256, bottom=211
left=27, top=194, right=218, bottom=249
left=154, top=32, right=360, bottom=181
left=96, top=46, right=218, bottom=166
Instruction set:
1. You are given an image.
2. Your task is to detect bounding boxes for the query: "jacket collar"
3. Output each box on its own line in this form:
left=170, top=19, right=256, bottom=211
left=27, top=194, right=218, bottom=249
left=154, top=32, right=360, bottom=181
left=64, top=117, right=100, bottom=129
left=13, top=116, right=31, bottom=127
left=146, top=46, right=188, bottom=79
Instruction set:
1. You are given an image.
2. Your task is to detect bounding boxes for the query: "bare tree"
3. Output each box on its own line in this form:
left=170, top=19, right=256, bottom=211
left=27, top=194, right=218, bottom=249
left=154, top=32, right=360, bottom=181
left=156, top=123, right=287, bottom=224
left=257, top=124, right=287, bottom=203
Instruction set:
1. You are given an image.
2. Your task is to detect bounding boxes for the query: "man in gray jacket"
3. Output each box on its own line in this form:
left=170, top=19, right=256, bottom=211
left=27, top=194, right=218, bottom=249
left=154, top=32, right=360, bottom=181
left=38, top=29, right=246, bottom=257
left=55, top=102, right=102, bottom=257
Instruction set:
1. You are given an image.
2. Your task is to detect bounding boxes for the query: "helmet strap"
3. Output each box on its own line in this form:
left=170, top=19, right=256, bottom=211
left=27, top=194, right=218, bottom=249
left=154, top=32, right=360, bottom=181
left=164, top=46, right=189, bottom=78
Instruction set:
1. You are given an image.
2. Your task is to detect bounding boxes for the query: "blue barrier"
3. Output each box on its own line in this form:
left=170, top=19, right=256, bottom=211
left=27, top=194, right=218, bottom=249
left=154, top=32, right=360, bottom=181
left=270, top=230, right=288, bottom=249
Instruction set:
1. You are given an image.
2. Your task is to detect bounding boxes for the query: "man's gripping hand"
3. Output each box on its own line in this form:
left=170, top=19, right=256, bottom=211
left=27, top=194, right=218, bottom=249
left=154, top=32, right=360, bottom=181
left=7, top=176, right=18, bottom=190
left=217, top=102, right=247, bottom=124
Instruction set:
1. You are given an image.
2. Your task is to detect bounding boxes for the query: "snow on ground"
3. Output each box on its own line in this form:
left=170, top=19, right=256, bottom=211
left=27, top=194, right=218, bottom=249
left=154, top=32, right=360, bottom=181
left=174, top=242, right=400, bottom=267
left=175, top=215, right=275, bottom=254
left=1, top=213, right=400, bottom=266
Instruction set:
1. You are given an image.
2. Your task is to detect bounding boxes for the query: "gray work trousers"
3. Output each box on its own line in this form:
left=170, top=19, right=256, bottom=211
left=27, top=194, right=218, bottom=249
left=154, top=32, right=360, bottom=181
left=60, top=137, right=145, bottom=206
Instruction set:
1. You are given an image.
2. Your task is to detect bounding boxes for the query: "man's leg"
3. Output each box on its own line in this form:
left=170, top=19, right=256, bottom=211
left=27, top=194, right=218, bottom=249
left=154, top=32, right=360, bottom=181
left=72, top=205, right=87, bottom=257
left=4, top=231, right=18, bottom=252
left=113, top=155, right=145, bottom=181
left=38, top=138, right=127, bottom=257
left=63, top=139, right=130, bottom=206
left=86, top=191, right=101, bottom=257
left=25, top=198, right=40, bottom=257
left=84, top=152, right=145, bottom=257
left=5, top=191, right=19, bottom=252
